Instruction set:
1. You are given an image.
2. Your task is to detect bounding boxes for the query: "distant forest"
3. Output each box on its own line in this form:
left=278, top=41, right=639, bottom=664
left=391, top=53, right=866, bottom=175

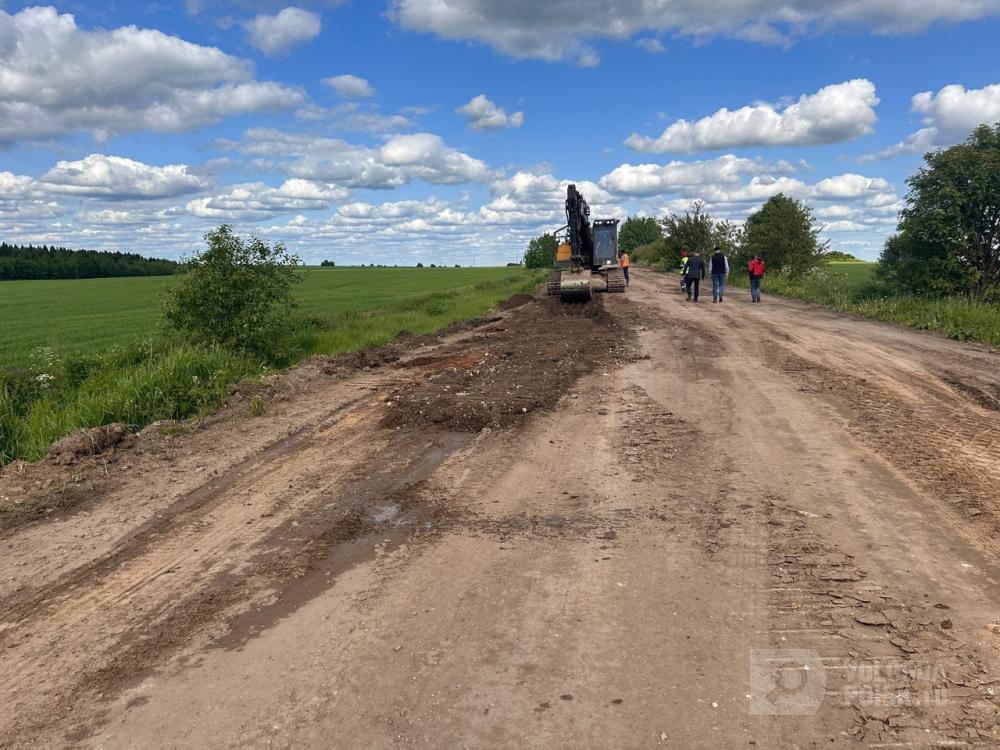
left=0, top=243, right=177, bottom=280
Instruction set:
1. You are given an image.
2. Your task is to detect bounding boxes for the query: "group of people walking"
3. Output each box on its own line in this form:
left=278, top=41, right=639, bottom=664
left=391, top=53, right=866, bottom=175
left=680, top=248, right=765, bottom=303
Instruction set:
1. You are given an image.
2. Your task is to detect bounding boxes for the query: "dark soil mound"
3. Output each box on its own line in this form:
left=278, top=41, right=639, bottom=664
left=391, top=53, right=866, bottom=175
left=382, top=296, right=636, bottom=432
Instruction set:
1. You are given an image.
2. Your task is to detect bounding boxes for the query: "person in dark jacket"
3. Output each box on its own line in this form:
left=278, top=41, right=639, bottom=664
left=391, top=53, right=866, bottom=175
left=684, top=250, right=706, bottom=302
left=709, top=246, right=730, bottom=303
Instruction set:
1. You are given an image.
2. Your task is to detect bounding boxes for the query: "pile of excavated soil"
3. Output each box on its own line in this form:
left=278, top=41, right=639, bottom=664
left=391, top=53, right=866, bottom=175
left=498, top=294, right=535, bottom=311
left=382, top=295, right=637, bottom=432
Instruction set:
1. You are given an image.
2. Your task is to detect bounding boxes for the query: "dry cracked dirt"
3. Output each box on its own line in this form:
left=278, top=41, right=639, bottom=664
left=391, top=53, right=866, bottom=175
left=2, top=272, right=1000, bottom=749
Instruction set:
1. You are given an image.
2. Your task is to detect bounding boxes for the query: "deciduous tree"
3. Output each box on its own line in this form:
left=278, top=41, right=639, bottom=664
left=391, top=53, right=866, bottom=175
left=742, top=194, right=826, bottom=277
left=659, top=201, right=715, bottom=270
left=523, top=233, right=557, bottom=269
left=619, top=216, right=662, bottom=254
left=880, top=123, right=1000, bottom=300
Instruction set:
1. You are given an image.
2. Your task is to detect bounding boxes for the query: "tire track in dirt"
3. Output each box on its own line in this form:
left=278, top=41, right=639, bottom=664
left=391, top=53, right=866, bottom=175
left=753, top=336, right=1000, bottom=547
left=632, top=273, right=1000, bottom=747
left=758, top=495, right=1000, bottom=747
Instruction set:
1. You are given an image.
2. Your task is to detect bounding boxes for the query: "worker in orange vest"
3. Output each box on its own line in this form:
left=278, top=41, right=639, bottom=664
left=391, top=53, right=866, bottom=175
left=619, top=250, right=630, bottom=286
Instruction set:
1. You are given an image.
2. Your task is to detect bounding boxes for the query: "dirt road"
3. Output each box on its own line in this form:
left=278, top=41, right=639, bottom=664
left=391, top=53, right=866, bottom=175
left=2, top=273, right=1000, bottom=749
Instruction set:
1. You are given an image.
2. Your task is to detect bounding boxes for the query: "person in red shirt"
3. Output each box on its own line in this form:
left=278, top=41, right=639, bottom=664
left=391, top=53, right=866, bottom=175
left=748, top=255, right=765, bottom=303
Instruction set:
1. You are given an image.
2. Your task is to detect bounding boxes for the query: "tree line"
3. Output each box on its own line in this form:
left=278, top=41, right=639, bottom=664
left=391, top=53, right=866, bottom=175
left=524, top=122, right=1000, bottom=302
left=0, top=243, right=177, bottom=280
left=620, top=194, right=828, bottom=280
left=524, top=194, right=827, bottom=279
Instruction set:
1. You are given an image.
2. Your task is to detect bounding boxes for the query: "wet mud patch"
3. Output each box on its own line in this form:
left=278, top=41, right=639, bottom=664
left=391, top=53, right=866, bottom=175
left=382, top=295, right=637, bottom=432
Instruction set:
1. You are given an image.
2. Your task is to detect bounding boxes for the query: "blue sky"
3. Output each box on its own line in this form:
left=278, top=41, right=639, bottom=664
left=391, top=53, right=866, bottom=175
left=1, top=1, right=998, bottom=265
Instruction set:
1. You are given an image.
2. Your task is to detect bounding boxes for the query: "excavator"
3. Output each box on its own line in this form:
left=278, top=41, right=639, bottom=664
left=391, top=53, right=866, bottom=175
left=547, top=184, right=626, bottom=301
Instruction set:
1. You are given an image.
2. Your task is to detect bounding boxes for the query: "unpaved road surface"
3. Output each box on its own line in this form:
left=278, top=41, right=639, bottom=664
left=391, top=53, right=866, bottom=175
left=2, top=273, right=1000, bottom=749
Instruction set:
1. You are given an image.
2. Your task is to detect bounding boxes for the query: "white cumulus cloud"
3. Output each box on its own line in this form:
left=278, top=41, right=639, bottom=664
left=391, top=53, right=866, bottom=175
left=626, top=80, right=879, bottom=153
left=866, top=83, right=1000, bottom=159
left=456, top=95, right=525, bottom=131
left=187, top=179, right=348, bottom=221
left=0, top=6, right=304, bottom=143
left=323, top=75, right=375, bottom=98
left=297, top=100, right=413, bottom=133
left=600, top=155, right=793, bottom=196
left=220, top=129, right=493, bottom=189
left=39, top=155, right=209, bottom=199
left=388, top=0, right=1000, bottom=63
left=244, top=7, right=322, bottom=56
left=636, top=37, right=666, bottom=52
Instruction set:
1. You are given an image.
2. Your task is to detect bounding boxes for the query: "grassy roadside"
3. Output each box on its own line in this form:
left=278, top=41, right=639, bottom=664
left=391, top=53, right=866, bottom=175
left=1, top=269, right=544, bottom=465
left=725, top=262, right=1000, bottom=347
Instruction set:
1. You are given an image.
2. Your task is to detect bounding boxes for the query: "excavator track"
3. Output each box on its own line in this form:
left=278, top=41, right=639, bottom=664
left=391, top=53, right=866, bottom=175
left=547, top=271, right=562, bottom=296
left=605, top=267, right=626, bottom=294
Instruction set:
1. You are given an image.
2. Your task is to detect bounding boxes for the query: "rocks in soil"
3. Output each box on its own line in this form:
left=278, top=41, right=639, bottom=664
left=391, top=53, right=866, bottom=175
left=854, top=611, right=891, bottom=626
left=48, top=423, right=127, bottom=464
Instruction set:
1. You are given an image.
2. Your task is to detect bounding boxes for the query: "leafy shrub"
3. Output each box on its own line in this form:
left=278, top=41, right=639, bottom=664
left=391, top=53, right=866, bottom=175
left=630, top=238, right=668, bottom=266
left=163, top=225, right=301, bottom=362
left=523, top=233, right=557, bottom=269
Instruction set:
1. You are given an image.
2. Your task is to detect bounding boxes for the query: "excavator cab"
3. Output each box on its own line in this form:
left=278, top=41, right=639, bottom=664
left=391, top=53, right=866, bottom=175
left=592, top=220, right=619, bottom=267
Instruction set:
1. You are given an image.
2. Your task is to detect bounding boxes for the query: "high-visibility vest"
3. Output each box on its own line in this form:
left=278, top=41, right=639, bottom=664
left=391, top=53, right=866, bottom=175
left=619, top=253, right=630, bottom=268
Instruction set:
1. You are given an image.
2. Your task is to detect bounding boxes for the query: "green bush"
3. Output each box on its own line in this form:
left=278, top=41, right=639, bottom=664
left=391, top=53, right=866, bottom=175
left=630, top=238, right=668, bottom=266
left=523, top=233, right=557, bottom=269
left=163, top=225, right=301, bottom=362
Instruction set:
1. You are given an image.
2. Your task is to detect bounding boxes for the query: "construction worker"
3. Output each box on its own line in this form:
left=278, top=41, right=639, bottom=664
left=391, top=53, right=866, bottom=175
left=619, top=250, right=630, bottom=286
left=679, top=251, right=689, bottom=290
left=748, top=254, right=765, bottom=303
left=684, top=250, right=706, bottom=302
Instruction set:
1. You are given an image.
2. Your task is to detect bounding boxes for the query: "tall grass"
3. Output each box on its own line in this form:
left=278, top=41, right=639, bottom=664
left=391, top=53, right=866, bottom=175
left=730, top=263, right=1000, bottom=347
left=1, top=270, right=544, bottom=465
left=0, top=344, right=260, bottom=464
